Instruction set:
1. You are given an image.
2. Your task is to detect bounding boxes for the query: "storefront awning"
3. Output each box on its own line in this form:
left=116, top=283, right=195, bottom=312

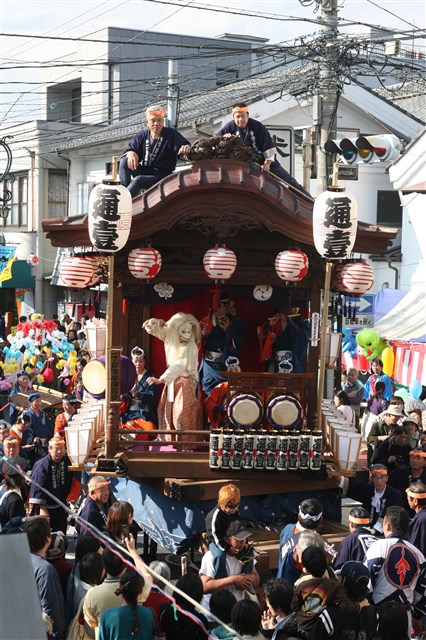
left=0, top=260, right=35, bottom=289
left=374, top=289, right=426, bottom=343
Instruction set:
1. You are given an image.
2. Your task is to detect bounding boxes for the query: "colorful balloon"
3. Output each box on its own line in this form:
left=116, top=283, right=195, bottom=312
left=381, top=346, right=395, bottom=377
left=409, top=380, right=423, bottom=400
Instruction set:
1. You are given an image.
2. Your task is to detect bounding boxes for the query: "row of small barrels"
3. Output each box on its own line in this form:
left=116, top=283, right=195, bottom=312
left=209, top=429, right=323, bottom=472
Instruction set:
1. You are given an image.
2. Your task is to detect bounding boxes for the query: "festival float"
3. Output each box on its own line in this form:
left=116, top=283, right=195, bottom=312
left=41, top=152, right=399, bottom=566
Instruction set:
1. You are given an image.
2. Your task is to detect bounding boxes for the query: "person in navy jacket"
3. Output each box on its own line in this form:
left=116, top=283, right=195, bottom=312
left=407, top=481, right=426, bottom=556
left=217, top=103, right=312, bottom=200
left=119, top=105, right=191, bottom=197
left=333, top=506, right=377, bottom=570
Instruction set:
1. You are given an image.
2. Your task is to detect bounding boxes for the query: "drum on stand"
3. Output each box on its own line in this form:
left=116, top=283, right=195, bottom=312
left=227, top=392, right=263, bottom=430
left=266, top=393, right=302, bottom=430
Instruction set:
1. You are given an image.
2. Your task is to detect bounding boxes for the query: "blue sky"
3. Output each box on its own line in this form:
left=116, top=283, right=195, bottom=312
left=1, top=0, right=424, bottom=123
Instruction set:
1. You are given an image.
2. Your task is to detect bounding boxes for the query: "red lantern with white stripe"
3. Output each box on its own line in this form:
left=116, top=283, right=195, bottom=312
left=275, top=250, right=309, bottom=282
left=59, top=257, right=99, bottom=288
left=333, top=261, right=374, bottom=295
left=203, top=245, right=237, bottom=281
left=128, top=247, right=162, bottom=280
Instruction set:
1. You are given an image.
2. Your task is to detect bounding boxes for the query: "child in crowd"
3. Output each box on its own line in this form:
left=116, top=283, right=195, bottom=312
left=205, top=484, right=244, bottom=578
left=367, top=382, right=389, bottom=418
left=209, top=589, right=237, bottom=639
left=292, top=546, right=359, bottom=635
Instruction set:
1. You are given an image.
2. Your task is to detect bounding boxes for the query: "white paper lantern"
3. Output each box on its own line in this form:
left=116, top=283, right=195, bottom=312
left=313, top=187, right=358, bottom=260
left=335, top=430, right=362, bottom=473
left=333, top=261, right=375, bottom=295
left=203, top=245, right=237, bottom=280
left=65, top=425, right=92, bottom=466
left=275, top=250, right=309, bottom=282
left=59, top=256, right=99, bottom=288
left=128, top=247, right=162, bottom=280
left=88, top=181, right=132, bottom=253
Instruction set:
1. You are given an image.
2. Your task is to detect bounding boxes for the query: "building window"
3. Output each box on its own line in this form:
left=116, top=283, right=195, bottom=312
left=71, top=87, right=81, bottom=123
left=216, top=68, right=239, bottom=86
left=377, top=190, right=402, bottom=227
left=48, top=171, right=67, bottom=219
left=3, top=175, right=28, bottom=227
left=77, top=183, right=91, bottom=216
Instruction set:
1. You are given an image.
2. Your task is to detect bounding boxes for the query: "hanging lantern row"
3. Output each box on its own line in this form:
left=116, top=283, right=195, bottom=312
left=58, top=256, right=100, bottom=289
left=59, top=246, right=374, bottom=292
left=275, top=250, right=309, bottom=282
left=128, top=247, right=162, bottom=280
left=203, top=245, right=237, bottom=281
left=313, top=186, right=358, bottom=260
left=332, top=261, right=375, bottom=295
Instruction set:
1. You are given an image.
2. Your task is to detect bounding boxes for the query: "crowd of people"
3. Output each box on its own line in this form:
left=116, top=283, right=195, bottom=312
left=1, top=468, right=426, bottom=640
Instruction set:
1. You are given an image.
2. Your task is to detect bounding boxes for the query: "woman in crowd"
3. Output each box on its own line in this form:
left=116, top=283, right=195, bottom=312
left=106, top=500, right=135, bottom=546
left=334, top=390, right=356, bottom=427
left=98, top=567, right=155, bottom=640
left=364, top=358, right=392, bottom=402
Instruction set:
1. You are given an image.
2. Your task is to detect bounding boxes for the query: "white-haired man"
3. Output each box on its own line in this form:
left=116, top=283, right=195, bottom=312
left=119, top=106, right=191, bottom=197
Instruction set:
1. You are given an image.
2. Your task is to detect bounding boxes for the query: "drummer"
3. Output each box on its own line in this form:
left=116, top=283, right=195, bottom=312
left=121, top=347, right=158, bottom=426
left=258, top=309, right=309, bottom=373
left=200, top=293, right=244, bottom=397
left=205, top=357, right=241, bottom=428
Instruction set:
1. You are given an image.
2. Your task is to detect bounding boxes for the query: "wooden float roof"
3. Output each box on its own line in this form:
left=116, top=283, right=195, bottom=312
left=43, top=159, right=398, bottom=256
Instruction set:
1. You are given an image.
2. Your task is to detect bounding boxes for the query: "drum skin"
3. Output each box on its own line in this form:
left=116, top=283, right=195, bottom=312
left=267, top=393, right=302, bottom=430
left=82, top=355, right=137, bottom=399
left=228, top=392, right=263, bottom=429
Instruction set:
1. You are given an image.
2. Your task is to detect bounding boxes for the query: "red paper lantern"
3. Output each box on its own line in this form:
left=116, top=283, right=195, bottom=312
left=333, top=261, right=374, bottom=295
left=128, top=247, right=162, bottom=280
left=203, top=245, right=237, bottom=280
left=59, top=257, right=99, bottom=288
left=275, top=250, right=309, bottom=282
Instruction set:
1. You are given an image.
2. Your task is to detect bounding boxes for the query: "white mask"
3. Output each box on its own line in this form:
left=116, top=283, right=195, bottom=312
left=179, top=322, right=192, bottom=342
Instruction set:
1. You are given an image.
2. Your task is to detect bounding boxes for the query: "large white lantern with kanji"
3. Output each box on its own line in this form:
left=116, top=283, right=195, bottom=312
left=333, top=261, right=375, bottom=295
left=313, top=186, right=358, bottom=260
left=58, top=256, right=99, bottom=288
left=203, top=245, right=237, bottom=281
left=88, top=179, right=132, bottom=253
left=275, top=250, right=309, bottom=282
left=128, top=247, right=162, bottom=280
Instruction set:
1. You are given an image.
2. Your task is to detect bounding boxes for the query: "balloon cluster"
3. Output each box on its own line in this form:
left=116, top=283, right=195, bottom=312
left=0, top=314, right=77, bottom=384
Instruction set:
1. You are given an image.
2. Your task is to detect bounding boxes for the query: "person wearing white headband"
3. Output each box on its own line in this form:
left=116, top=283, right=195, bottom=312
left=276, top=498, right=324, bottom=584
left=119, top=105, right=191, bottom=197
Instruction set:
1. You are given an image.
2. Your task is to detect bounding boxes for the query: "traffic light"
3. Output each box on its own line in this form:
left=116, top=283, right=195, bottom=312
left=324, top=134, right=401, bottom=164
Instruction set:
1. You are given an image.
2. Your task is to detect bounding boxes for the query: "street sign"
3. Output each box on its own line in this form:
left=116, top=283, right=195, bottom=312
left=266, top=126, right=294, bottom=175
left=338, top=165, right=358, bottom=181
left=359, top=294, right=374, bottom=314
left=343, top=314, right=374, bottom=329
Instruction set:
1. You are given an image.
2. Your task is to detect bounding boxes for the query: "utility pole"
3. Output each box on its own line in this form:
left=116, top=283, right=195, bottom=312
left=167, top=59, right=178, bottom=128
left=315, top=0, right=340, bottom=194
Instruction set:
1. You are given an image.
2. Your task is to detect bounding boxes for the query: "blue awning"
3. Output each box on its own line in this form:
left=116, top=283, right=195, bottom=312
left=0, top=260, right=35, bottom=289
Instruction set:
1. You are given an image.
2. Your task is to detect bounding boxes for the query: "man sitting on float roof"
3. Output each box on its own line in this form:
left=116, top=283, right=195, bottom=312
left=217, top=103, right=312, bottom=201
left=119, top=106, right=191, bottom=197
